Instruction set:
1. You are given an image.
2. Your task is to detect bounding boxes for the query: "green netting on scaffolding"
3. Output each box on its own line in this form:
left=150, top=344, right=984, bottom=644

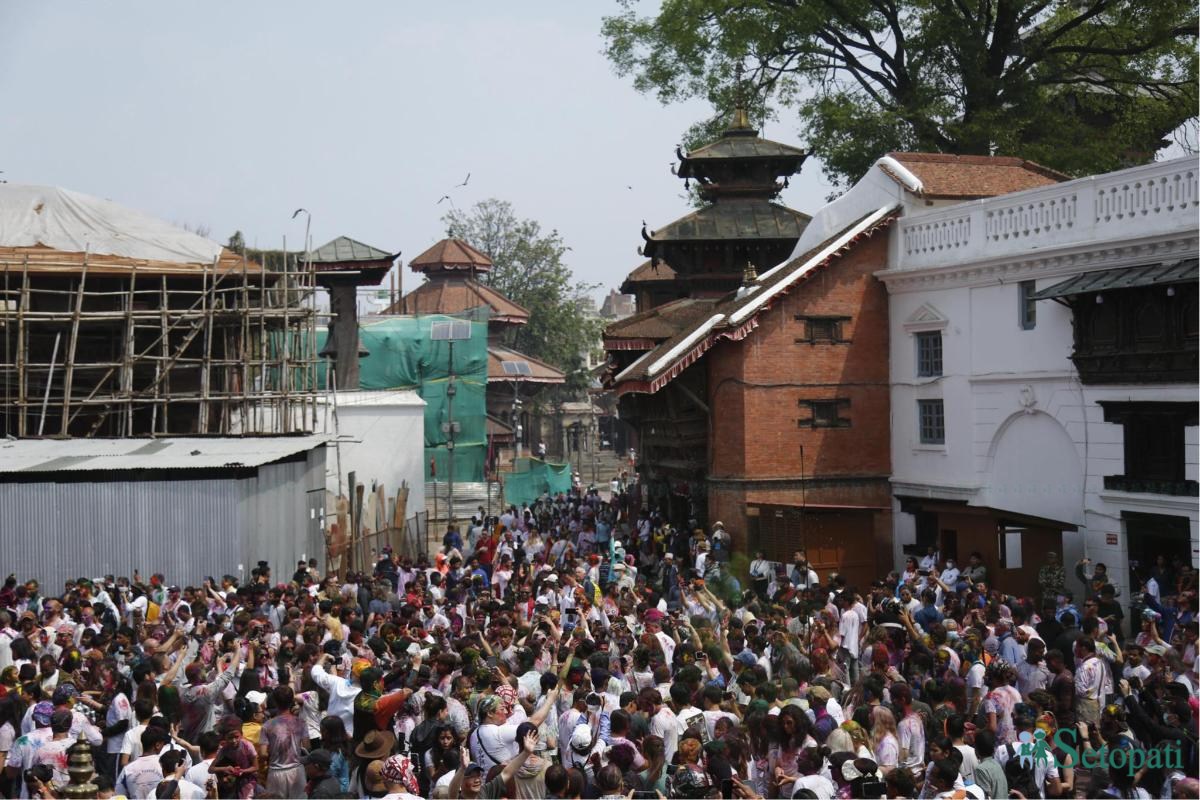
left=316, top=312, right=489, bottom=482
left=503, top=458, right=573, bottom=507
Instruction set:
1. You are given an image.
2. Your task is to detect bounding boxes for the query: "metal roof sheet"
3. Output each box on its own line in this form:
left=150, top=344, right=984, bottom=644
left=315, top=390, right=426, bottom=408
left=680, top=130, right=807, bottom=162
left=306, top=236, right=393, bottom=264
left=644, top=201, right=811, bottom=247
left=0, top=435, right=328, bottom=474
left=1031, top=258, right=1198, bottom=299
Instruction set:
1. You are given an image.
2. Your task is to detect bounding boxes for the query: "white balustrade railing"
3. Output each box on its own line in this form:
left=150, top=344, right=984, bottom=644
left=892, top=157, right=1198, bottom=270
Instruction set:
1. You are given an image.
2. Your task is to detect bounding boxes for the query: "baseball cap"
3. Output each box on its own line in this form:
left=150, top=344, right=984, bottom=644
left=244, top=690, right=268, bottom=707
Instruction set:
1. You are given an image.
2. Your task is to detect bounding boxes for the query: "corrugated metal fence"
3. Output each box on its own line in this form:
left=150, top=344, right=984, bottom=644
left=0, top=448, right=326, bottom=592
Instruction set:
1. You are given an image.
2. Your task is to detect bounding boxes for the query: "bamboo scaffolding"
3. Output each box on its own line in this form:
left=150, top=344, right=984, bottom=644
left=0, top=252, right=319, bottom=438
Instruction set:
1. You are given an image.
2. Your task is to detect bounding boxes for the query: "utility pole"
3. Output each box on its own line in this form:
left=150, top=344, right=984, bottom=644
left=590, top=399, right=598, bottom=485
left=446, top=338, right=457, bottom=524
left=432, top=320, right=471, bottom=524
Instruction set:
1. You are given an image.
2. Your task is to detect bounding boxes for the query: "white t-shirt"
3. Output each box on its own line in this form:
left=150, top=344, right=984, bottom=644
left=185, top=758, right=214, bottom=788
left=121, top=722, right=148, bottom=761
left=469, top=722, right=520, bottom=772
left=954, top=743, right=979, bottom=785
left=839, top=609, right=862, bottom=657
left=106, top=692, right=133, bottom=753
left=649, top=706, right=679, bottom=763
left=177, top=778, right=207, bottom=799
left=116, top=754, right=163, bottom=800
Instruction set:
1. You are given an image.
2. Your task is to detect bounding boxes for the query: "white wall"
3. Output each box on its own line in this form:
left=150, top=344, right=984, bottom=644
left=882, top=157, right=1200, bottom=605
left=316, top=390, right=427, bottom=522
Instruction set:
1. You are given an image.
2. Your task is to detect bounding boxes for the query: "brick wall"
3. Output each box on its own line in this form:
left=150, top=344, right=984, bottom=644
left=705, top=232, right=894, bottom=568
left=708, top=233, right=891, bottom=479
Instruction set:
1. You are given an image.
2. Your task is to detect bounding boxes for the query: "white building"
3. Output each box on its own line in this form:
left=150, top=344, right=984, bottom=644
left=316, top=390, right=427, bottom=525
left=878, top=156, right=1198, bottom=612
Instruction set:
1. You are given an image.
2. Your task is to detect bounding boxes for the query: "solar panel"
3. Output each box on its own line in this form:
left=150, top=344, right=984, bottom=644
left=501, top=360, right=533, bottom=376
left=430, top=321, right=472, bottom=341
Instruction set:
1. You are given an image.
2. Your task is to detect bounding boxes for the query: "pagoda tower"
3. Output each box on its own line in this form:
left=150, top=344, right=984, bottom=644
left=637, top=108, right=810, bottom=304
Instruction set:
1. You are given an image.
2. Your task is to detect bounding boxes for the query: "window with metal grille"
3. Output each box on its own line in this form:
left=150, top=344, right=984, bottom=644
left=915, top=331, right=942, bottom=377
left=798, top=399, right=850, bottom=428
left=1019, top=280, right=1037, bottom=330
left=918, top=399, right=945, bottom=444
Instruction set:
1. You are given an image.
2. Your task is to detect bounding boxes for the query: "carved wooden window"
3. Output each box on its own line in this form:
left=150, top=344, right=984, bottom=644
left=796, top=315, right=850, bottom=344
left=1099, top=401, right=1198, bottom=496
left=1089, top=299, right=1118, bottom=347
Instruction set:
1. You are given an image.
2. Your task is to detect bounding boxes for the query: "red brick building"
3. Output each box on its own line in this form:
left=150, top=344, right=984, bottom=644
left=607, top=207, right=898, bottom=588
left=607, top=146, right=1065, bottom=586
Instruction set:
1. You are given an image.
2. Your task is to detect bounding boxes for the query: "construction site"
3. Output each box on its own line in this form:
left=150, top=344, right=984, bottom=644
left=0, top=185, right=320, bottom=438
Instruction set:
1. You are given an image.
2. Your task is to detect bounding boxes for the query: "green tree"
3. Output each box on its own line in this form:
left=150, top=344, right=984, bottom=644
left=226, top=230, right=246, bottom=255
left=603, top=0, right=1197, bottom=189
left=443, top=199, right=601, bottom=394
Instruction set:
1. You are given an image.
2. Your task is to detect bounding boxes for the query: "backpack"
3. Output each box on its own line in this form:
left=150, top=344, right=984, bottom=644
left=409, top=720, right=439, bottom=794
left=1003, top=743, right=1040, bottom=799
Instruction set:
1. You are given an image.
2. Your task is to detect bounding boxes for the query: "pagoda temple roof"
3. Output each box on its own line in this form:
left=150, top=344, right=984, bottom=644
left=641, top=200, right=811, bottom=258
left=603, top=297, right=720, bottom=350
left=384, top=276, right=530, bottom=325
left=622, top=259, right=678, bottom=285
left=676, top=128, right=808, bottom=177
left=409, top=238, right=492, bottom=273
left=610, top=207, right=898, bottom=395
left=306, top=236, right=394, bottom=264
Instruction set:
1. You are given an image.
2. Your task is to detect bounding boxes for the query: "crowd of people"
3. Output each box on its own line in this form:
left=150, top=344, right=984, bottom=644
left=0, top=486, right=1196, bottom=800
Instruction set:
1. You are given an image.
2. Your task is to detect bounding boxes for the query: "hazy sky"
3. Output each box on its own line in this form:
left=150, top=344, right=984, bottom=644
left=0, top=2, right=832, bottom=303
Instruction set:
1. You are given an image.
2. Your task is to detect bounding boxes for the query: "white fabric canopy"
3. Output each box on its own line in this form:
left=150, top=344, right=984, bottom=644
left=0, top=183, right=224, bottom=265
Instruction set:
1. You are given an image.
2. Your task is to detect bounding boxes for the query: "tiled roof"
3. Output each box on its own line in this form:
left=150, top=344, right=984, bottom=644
left=603, top=297, right=720, bottom=344
left=622, top=259, right=678, bottom=285
left=306, top=236, right=393, bottom=264
left=882, top=152, right=1068, bottom=199
left=487, top=344, right=565, bottom=384
left=610, top=208, right=897, bottom=394
left=408, top=238, right=492, bottom=273
left=383, top=277, right=529, bottom=324
left=643, top=200, right=811, bottom=252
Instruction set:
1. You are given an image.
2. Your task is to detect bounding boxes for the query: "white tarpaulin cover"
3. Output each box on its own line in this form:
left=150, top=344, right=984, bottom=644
left=0, top=183, right=224, bottom=265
